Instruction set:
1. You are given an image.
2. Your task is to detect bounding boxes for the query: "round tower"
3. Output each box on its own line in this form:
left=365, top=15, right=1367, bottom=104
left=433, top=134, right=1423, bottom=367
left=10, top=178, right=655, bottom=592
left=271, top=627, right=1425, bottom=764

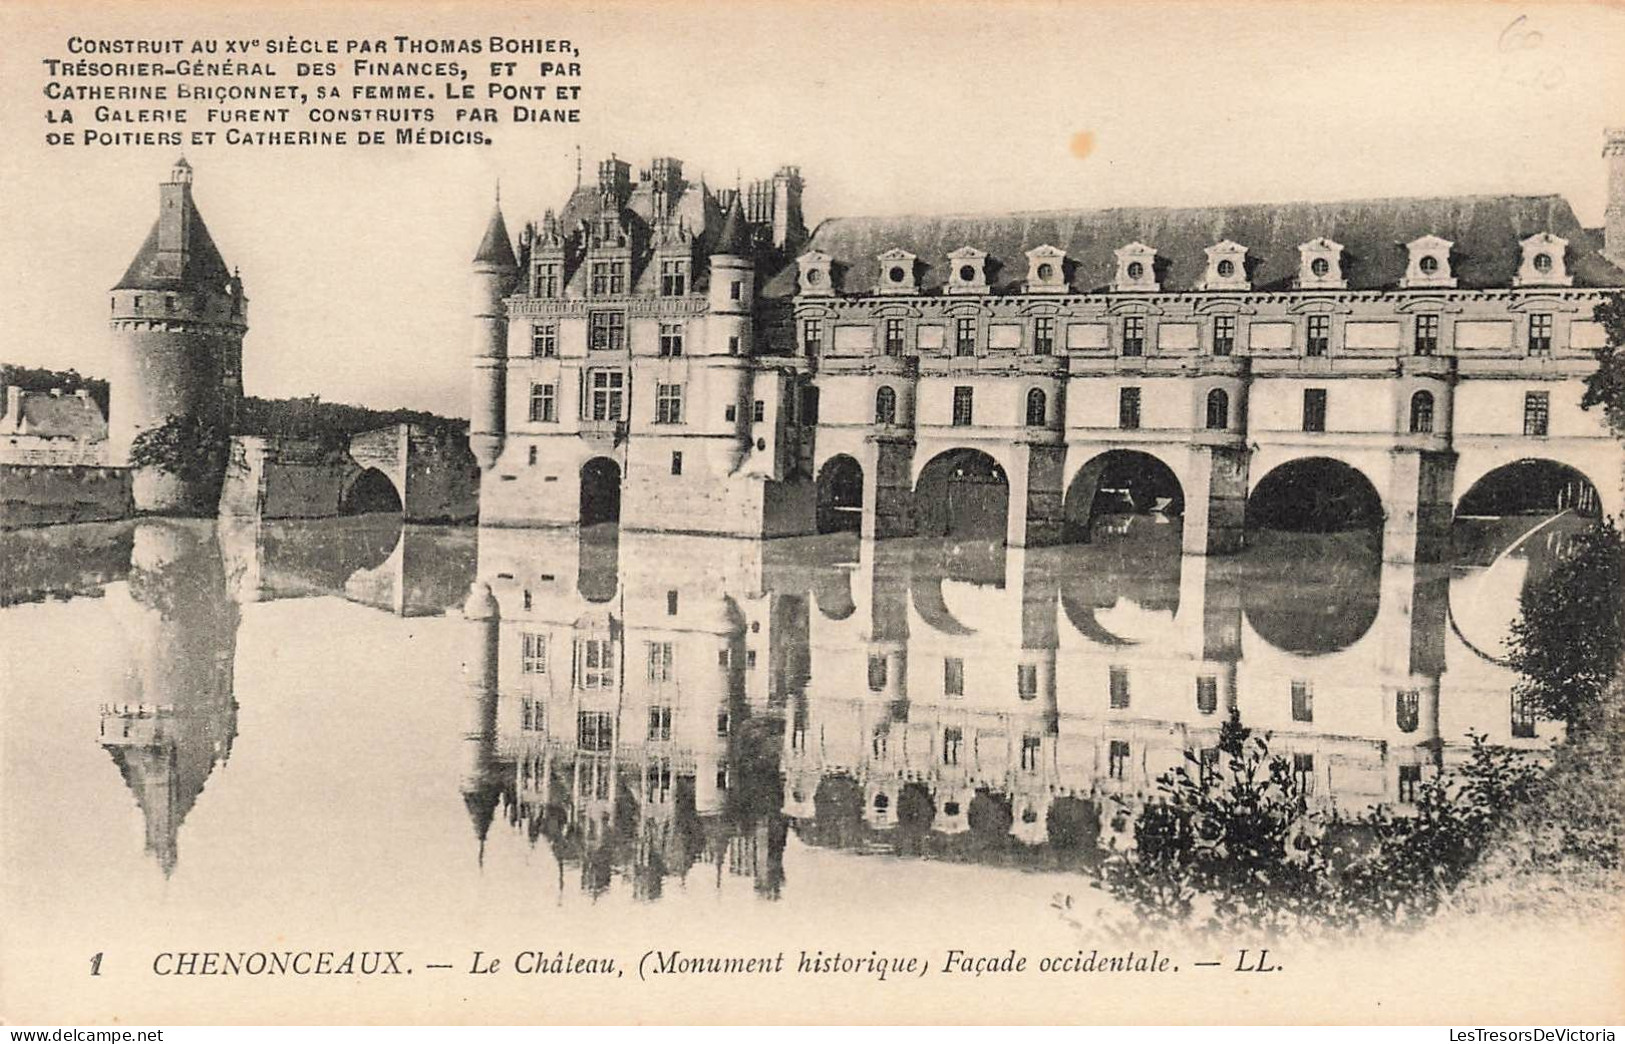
left=709, top=200, right=756, bottom=468
left=109, top=158, right=247, bottom=513
left=470, top=197, right=518, bottom=472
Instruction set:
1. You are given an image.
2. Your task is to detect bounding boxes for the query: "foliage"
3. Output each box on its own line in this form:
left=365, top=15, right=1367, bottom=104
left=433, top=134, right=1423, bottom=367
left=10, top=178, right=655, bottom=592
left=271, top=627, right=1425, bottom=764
left=1506, top=518, right=1625, bottom=732
left=1092, top=707, right=1541, bottom=935
left=0, top=363, right=110, bottom=417
left=1580, top=293, right=1625, bottom=438
left=127, top=412, right=231, bottom=504
left=234, top=395, right=465, bottom=446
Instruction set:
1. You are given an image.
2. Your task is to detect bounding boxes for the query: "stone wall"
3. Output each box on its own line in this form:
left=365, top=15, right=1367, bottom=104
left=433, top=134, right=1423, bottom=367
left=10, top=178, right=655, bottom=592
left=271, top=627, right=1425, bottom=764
left=0, top=464, right=132, bottom=527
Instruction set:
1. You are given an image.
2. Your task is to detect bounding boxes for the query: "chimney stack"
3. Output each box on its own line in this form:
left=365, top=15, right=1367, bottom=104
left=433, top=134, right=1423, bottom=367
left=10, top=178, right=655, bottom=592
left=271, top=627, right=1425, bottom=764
left=1605, top=127, right=1625, bottom=268
left=3, top=385, right=20, bottom=430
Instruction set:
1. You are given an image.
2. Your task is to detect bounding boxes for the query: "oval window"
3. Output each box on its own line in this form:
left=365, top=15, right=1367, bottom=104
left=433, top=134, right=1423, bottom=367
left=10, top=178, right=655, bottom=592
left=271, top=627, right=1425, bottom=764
left=1217, top=259, right=1235, bottom=278
left=1533, top=253, right=1553, bottom=273
left=806, top=268, right=822, bottom=285
left=888, top=265, right=906, bottom=283
left=958, top=264, right=977, bottom=282
left=1036, top=262, right=1055, bottom=280
left=1419, top=255, right=1439, bottom=274
left=1311, top=257, right=1330, bottom=277
left=1127, top=261, right=1144, bottom=279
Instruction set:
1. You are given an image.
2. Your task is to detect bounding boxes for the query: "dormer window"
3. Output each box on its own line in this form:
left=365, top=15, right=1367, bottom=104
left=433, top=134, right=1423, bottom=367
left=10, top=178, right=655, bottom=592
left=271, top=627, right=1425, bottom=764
left=659, top=258, right=689, bottom=297
left=533, top=261, right=561, bottom=298
left=1113, top=243, right=1159, bottom=292
left=1024, top=245, right=1067, bottom=293
left=1403, top=235, right=1456, bottom=288
left=1515, top=233, right=1572, bottom=287
left=1200, top=240, right=1250, bottom=291
left=877, top=249, right=918, bottom=295
left=590, top=260, right=626, bottom=296
left=946, top=247, right=989, bottom=294
left=796, top=249, right=833, bottom=297
left=1298, top=238, right=1346, bottom=289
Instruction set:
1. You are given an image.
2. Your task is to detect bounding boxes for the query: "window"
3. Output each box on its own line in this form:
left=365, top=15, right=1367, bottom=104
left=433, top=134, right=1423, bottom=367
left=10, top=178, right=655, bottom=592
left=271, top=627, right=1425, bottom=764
left=943, top=726, right=962, bottom=765
left=1205, top=388, right=1229, bottom=430
left=646, top=642, right=674, bottom=682
left=521, top=632, right=547, bottom=674
left=1118, top=387, right=1141, bottom=430
left=1025, top=388, right=1047, bottom=427
left=1529, top=313, right=1553, bottom=355
left=531, top=321, right=558, bottom=357
left=1396, top=688, right=1420, bottom=734
left=1196, top=675, right=1218, bottom=716
left=752, top=400, right=766, bottom=423
left=577, top=711, right=614, bottom=752
left=730, top=280, right=742, bottom=301
left=717, top=710, right=731, bottom=737
left=1127, top=261, right=1145, bottom=279
left=728, top=335, right=740, bottom=355
left=955, top=317, right=977, bottom=357
left=1419, top=255, right=1439, bottom=274
left=1034, top=316, right=1056, bottom=356
left=575, top=638, right=615, bottom=690
left=670, top=451, right=683, bottom=475
left=1291, top=680, right=1313, bottom=722
left=802, top=319, right=822, bottom=356
left=529, top=383, right=556, bottom=423
left=528, top=445, right=538, bottom=465
left=1017, top=663, right=1038, bottom=700
left=867, top=654, right=888, bottom=692
left=655, top=383, right=684, bottom=424
left=1292, top=752, right=1315, bottom=794
left=1108, top=740, right=1130, bottom=780
left=658, top=322, right=684, bottom=357
left=875, top=386, right=897, bottom=425
left=1213, top=315, right=1235, bottom=356
left=1311, top=257, right=1330, bottom=278
left=1199, top=746, right=1221, bottom=786
left=522, top=698, right=542, bottom=732
left=1302, top=388, right=1327, bottom=433
left=1523, top=391, right=1549, bottom=437
left=884, top=317, right=906, bottom=356
left=590, top=260, right=626, bottom=296
left=1122, top=315, right=1145, bottom=356
left=724, top=404, right=737, bottom=422
left=1109, top=667, right=1130, bottom=709
left=944, top=657, right=964, bottom=697
left=952, top=386, right=974, bottom=426
left=533, top=262, right=560, bottom=298
left=588, top=371, right=625, bottom=421
left=1398, top=763, right=1422, bottom=803
left=659, top=259, right=687, bottom=297
left=1021, top=734, right=1042, bottom=771
left=1306, top=314, right=1330, bottom=357
left=667, top=589, right=678, bottom=615
left=1511, top=692, right=1538, bottom=738
left=1409, top=391, right=1434, bottom=434
left=1415, top=313, right=1439, bottom=356
left=588, top=310, right=625, bottom=351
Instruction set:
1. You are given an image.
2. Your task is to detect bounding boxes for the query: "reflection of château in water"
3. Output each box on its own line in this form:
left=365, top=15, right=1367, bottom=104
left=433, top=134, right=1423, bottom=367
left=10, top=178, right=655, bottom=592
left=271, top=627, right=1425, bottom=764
left=464, top=522, right=1554, bottom=897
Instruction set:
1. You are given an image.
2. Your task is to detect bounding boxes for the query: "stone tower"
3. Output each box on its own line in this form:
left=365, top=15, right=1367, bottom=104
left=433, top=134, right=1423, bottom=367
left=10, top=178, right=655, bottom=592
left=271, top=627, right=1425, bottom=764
left=469, top=197, right=517, bottom=471
left=109, top=158, right=247, bottom=513
left=1605, top=126, right=1625, bottom=268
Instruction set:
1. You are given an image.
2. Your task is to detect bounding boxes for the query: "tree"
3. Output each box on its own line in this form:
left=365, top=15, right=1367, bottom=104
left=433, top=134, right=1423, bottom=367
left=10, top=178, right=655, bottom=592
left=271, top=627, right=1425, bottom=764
left=1506, top=518, right=1625, bottom=732
left=1581, top=292, right=1625, bottom=438
left=127, top=413, right=231, bottom=509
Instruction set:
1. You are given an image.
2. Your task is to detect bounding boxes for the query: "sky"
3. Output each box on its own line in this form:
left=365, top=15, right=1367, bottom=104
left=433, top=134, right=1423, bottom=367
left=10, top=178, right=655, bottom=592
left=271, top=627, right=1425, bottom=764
left=2, top=0, right=1624, bottom=418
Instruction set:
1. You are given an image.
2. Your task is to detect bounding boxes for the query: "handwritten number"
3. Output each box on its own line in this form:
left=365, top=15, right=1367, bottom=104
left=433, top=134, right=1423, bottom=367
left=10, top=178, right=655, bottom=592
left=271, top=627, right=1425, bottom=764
left=90, top=952, right=103, bottom=976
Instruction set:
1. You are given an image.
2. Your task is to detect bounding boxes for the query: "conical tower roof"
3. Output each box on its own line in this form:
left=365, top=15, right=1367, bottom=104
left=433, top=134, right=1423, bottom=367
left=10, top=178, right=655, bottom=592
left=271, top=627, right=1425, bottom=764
left=474, top=203, right=518, bottom=269
left=114, top=188, right=232, bottom=291
left=711, top=198, right=752, bottom=257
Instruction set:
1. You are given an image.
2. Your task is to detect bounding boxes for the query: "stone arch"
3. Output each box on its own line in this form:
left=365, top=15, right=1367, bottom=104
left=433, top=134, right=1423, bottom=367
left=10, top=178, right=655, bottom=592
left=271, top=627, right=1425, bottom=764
left=816, top=454, right=864, bottom=534
left=1409, top=390, right=1436, bottom=434
left=1246, top=456, right=1383, bottom=534
left=1455, top=457, right=1605, bottom=520
left=1062, top=449, right=1185, bottom=543
left=914, top=448, right=1009, bottom=542
left=579, top=457, right=621, bottom=526
left=339, top=467, right=402, bottom=515
left=1205, top=388, right=1230, bottom=430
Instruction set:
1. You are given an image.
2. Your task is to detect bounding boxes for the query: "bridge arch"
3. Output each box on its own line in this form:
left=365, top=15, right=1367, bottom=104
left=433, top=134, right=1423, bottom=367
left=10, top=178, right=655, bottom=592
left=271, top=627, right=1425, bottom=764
left=1455, top=457, right=1605, bottom=519
left=816, top=454, right=864, bottom=534
left=1061, top=449, right=1185, bottom=543
left=913, top=448, right=1009, bottom=542
left=1246, top=456, right=1383, bottom=534
left=339, top=467, right=402, bottom=516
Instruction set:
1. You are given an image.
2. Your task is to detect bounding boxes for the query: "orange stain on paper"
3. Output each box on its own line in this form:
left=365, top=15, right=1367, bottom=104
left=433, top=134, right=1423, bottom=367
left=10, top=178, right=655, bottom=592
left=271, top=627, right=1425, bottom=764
left=1069, top=131, right=1096, bottom=159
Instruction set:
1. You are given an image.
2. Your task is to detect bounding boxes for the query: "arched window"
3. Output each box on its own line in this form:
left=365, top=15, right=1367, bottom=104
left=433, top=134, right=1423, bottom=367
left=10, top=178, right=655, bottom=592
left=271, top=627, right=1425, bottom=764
left=1410, top=390, right=1435, bottom=434
left=1025, top=388, right=1047, bottom=426
left=875, top=386, right=897, bottom=425
left=1205, top=388, right=1229, bottom=430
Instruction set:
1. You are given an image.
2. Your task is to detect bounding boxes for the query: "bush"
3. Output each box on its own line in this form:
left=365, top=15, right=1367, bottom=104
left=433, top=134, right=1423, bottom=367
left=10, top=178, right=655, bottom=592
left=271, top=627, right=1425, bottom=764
left=127, top=412, right=231, bottom=505
left=1580, top=293, right=1625, bottom=438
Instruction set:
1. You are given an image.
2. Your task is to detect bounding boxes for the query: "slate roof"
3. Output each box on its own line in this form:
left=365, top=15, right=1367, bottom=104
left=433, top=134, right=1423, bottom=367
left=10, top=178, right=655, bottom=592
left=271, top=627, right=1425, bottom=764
left=114, top=191, right=234, bottom=292
left=474, top=204, right=519, bottom=268
left=763, top=193, right=1625, bottom=298
left=5, top=391, right=107, bottom=440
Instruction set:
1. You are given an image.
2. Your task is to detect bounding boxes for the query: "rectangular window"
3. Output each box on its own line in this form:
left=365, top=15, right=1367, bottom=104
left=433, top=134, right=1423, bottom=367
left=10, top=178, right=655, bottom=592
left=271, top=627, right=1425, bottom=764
left=528, top=445, right=538, bottom=465
left=1196, top=675, right=1218, bottom=715
left=943, top=727, right=962, bottom=766
left=531, top=321, right=558, bottom=357
left=867, top=654, right=888, bottom=692
left=1523, top=391, right=1549, bottom=437
left=646, top=642, right=674, bottom=683
left=659, top=259, right=687, bottom=297
left=648, top=706, right=673, bottom=742
left=1122, top=315, right=1145, bottom=356
left=1034, top=316, right=1056, bottom=356
left=670, top=451, right=683, bottom=476
left=1415, top=314, right=1440, bottom=356
left=1118, top=387, right=1141, bottom=430
left=1306, top=314, right=1330, bottom=357
left=575, top=638, right=615, bottom=690
left=717, top=711, right=731, bottom=738
left=1528, top=313, right=1553, bottom=355
left=529, top=383, right=556, bottom=423
left=588, top=370, right=625, bottom=421
left=521, top=632, right=547, bottom=675
left=752, top=400, right=766, bottom=423
left=658, top=322, right=685, bottom=357
left=1021, top=734, right=1042, bottom=772
left=590, top=260, right=626, bottom=297
left=802, top=319, right=822, bottom=356
left=955, top=317, right=977, bottom=357
left=944, top=657, right=964, bottom=698
left=730, top=280, right=742, bottom=301
left=1109, top=667, right=1130, bottom=709
left=1511, top=692, right=1539, bottom=739
left=1398, top=763, right=1422, bottom=803
left=724, top=404, right=737, bottom=422
left=1017, top=664, right=1038, bottom=701
left=533, top=262, right=560, bottom=298
left=1108, top=740, right=1130, bottom=780
left=728, top=335, right=740, bottom=355
left=1213, top=315, right=1236, bottom=356
left=1199, top=747, right=1221, bottom=786
left=588, top=311, right=625, bottom=351
left=666, top=589, right=678, bottom=615
left=952, top=386, right=974, bottom=426
left=1302, top=388, right=1327, bottom=432
left=1292, top=752, right=1316, bottom=794
left=1291, top=680, right=1314, bottom=723
left=884, top=317, right=906, bottom=357
left=655, top=383, right=684, bottom=424
left=577, top=711, right=614, bottom=752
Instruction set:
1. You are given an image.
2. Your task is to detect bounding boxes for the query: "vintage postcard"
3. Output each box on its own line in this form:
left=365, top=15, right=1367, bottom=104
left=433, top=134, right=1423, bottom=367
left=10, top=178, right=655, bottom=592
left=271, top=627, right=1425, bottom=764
left=2, top=0, right=1623, bottom=1027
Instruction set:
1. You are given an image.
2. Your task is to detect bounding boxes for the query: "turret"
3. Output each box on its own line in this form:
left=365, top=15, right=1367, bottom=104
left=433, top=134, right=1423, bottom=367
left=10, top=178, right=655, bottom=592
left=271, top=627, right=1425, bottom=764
left=1605, top=126, right=1625, bottom=268
left=470, top=197, right=518, bottom=471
